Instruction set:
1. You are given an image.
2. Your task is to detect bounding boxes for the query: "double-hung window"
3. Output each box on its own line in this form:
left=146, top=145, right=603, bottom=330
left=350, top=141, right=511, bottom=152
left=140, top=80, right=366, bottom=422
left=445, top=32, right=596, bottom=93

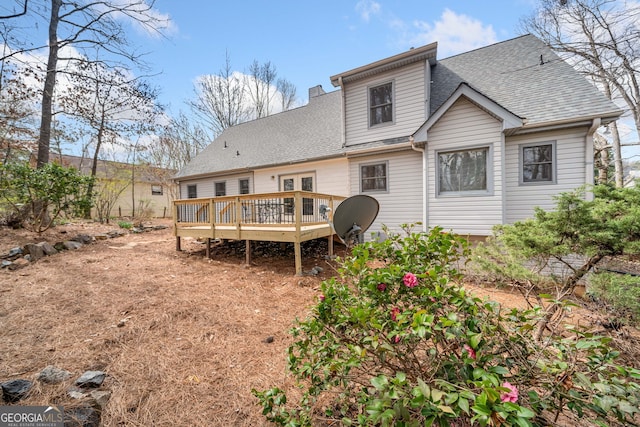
left=361, top=162, right=388, bottom=192
left=369, top=82, right=393, bottom=127
left=187, top=185, right=197, bottom=199
left=438, top=147, right=489, bottom=195
left=521, top=142, right=555, bottom=184
left=215, top=181, right=226, bottom=197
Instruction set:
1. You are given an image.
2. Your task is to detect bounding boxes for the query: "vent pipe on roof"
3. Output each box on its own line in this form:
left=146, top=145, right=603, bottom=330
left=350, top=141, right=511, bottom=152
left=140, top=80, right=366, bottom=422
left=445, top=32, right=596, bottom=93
left=308, top=85, right=326, bottom=100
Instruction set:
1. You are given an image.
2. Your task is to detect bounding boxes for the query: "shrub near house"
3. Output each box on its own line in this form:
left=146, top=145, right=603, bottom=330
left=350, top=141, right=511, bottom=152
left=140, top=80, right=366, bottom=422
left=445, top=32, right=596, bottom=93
left=254, top=224, right=640, bottom=426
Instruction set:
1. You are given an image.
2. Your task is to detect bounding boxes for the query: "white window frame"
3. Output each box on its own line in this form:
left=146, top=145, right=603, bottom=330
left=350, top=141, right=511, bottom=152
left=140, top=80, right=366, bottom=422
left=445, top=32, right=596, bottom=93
left=239, top=178, right=250, bottom=194
left=214, top=181, right=226, bottom=197
left=186, top=184, right=197, bottom=199
left=436, top=145, right=492, bottom=197
left=519, top=141, right=556, bottom=185
left=151, top=185, right=163, bottom=196
left=368, top=81, right=395, bottom=128
left=360, top=161, right=389, bottom=193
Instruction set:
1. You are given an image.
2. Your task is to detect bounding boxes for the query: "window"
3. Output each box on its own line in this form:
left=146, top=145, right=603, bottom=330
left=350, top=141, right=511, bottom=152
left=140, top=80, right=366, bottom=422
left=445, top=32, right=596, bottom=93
left=361, top=162, right=387, bottom=192
left=151, top=185, right=163, bottom=196
left=369, top=82, right=393, bottom=127
left=239, top=178, right=250, bottom=195
left=438, top=147, right=489, bottom=194
left=521, top=142, right=555, bottom=184
left=187, top=185, right=197, bottom=199
left=215, top=181, right=226, bottom=197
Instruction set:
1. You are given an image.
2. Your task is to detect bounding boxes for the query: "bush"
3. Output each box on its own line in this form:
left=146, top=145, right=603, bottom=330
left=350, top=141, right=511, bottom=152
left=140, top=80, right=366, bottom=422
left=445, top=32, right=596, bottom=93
left=254, top=225, right=640, bottom=426
left=0, top=161, right=94, bottom=232
left=588, top=272, right=640, bottom=325
left=117, top=221, right=133, bottom=229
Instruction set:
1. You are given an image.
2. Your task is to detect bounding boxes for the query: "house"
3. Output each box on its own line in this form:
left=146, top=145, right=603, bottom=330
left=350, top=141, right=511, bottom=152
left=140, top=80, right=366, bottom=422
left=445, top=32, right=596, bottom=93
left=54, top=154, right=176, bottom=219
left=174, top=35, right=622, bottom=239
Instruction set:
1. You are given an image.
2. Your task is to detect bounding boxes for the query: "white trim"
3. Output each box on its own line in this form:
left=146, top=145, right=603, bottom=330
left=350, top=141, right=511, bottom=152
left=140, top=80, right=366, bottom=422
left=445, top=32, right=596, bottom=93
left=518, top=141, right=557, bottom=186
left=367, top=80, right=395, bottom=129
left=435, top=144, right=493, bottom=197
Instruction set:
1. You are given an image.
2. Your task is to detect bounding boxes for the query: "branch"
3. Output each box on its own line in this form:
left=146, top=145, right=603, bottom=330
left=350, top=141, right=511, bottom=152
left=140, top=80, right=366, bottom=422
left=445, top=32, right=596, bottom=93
left=0, top=0, right=28, bottom=19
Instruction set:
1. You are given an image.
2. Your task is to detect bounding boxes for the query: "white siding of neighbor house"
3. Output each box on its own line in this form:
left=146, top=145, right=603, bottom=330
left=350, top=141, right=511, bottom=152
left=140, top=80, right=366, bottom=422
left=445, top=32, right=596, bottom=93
left=505, top=127, right=589, bottom=223
left=427, top=98, right=504, bottom=236
left=178, top=172, right=253, bottom=198
left=349, top=150, right=423, bottom=239
left=344, top=61, right=427, bottom=146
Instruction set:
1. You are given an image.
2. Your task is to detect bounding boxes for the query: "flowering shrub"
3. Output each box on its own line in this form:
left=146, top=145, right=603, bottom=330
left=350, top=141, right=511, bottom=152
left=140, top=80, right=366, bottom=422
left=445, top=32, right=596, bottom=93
left=254, top=225, right=640, bottom=426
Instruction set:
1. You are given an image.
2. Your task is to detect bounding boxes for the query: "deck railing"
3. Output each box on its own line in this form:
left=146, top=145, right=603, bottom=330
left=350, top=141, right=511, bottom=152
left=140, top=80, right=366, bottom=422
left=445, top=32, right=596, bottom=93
left=174, top=191, right=345, bottom=229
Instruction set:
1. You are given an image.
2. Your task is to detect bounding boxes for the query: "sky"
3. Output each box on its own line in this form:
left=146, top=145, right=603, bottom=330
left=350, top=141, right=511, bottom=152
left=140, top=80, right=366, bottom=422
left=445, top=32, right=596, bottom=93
left=131, top=0, right=537, bottom=111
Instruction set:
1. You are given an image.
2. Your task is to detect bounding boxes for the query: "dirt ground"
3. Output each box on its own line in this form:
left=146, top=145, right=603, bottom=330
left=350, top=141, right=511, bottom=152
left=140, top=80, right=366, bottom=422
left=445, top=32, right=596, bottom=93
left=0, top=220, right=637, bottom=426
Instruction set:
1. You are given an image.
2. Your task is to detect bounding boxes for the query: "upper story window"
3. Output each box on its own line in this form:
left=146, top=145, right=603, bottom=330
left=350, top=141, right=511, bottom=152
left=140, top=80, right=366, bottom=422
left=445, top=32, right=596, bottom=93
left=239, top=178, right=250, bottom=194
left=438, top=147, right=490, bottom=195
left=151, top=185, right=163, bottom=196
left=521, top=142, right=556, bottom=184
left=369, top=82, right=393, bottom=127
left=187, top=184, right=197, bottom=199
left=361, top=162, right=388, bottom=192
left=215, top=181, right=226, bottom=197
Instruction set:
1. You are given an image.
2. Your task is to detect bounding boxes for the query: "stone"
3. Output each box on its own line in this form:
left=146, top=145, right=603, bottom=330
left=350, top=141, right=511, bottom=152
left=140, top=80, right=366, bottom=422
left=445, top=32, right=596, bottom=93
left=38, top=365, right=72, bottom=384
left=75, top=370, right=105, bottom=388
left=72, top=234, right=93, bottom=244
left=89, top=390, right=111, bottom=408
left=1, top=260, right=11, bottom=269
left=63, top=406, right=101, bottom=427
left=8, top=247, right=22, bottom=258
left=8, top=258, right=29, bottom=270
left=67, top=388, right=87, bottom=400
left=63, top=241, right=83, bottom=250
left=106, top=230, right=126, bottom=238
left=24, top=243, right=46, bottom=261
left=1, top=379, right=33, bottom=402
left=37, top=241, right=58, bottom=256
left=94, top=234, right=108, bottom=241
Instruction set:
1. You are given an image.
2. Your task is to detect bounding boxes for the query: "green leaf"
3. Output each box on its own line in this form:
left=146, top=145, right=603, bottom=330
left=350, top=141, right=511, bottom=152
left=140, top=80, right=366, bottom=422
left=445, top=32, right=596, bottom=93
left=458, top=398, right=470, bottom=415
left=516, top=406, right=535, bottom=418
left=431, top=389, right=445, bottom=403
left=437, top=405, right=456, bottom=415
left=469, top=333, right=482, bottom=349
left=371, top=375, right=388, bottom=390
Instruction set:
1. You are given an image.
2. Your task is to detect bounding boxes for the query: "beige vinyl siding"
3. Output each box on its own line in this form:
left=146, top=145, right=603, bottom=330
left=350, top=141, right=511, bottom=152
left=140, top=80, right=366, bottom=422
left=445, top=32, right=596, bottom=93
left=254, top=158, right=349, bottom=195
left=179, top=173, right=253, bottom=198
left=349, top=150, right=423, bottom=239
left=427, top=98, right=503, bottom=236
left=344, top=61, right=426, bottom=146
left=505, top=127, right=588, bottom=223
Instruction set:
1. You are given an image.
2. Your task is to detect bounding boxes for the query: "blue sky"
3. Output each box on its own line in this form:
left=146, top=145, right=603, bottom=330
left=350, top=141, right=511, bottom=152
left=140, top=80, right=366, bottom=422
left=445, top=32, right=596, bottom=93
left=136, top=0, right=537, bottom=112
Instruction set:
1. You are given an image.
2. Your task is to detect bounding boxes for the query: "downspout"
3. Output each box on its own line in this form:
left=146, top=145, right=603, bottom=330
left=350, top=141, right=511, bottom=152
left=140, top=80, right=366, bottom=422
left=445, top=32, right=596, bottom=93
left=338, top=76, right=347, bottom=148
left=410, top=135, right=428, bottom=231
left=585, top=118, right=600, bottom=201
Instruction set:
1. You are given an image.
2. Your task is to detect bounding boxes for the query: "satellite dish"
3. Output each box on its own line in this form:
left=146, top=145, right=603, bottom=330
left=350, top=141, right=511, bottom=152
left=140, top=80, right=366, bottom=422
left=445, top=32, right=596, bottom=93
left=331, top=195, right=379, bottom=246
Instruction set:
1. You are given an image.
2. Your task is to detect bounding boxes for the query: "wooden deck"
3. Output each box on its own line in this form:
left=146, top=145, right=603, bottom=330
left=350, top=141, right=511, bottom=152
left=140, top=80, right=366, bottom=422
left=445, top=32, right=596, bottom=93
left=173, top=191, right=346, bottom=275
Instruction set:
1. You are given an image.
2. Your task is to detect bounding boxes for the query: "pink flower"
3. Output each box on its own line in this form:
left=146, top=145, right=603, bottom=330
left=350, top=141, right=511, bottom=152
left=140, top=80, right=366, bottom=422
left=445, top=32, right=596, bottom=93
left=377, top=283, right=387, bottom=292
left=394, top=335, right=401, bottom=343
left=319, top=294, right=325, bottom=302
left=390, top=307, right=400, bottom=321
left=403, top=273, right=418, bottom=288
left=500, top=382, right=518, bottom=403
left=463, top=344, right=476, bottom=360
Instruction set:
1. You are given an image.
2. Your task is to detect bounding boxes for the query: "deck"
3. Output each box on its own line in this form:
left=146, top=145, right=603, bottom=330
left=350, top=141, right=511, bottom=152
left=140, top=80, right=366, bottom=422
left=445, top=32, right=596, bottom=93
left=173, top=191, right=346, bottom=275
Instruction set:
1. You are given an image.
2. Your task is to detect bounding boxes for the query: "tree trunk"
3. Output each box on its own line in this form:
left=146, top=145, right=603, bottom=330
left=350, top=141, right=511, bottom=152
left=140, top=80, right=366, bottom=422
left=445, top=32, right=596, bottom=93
left=36, top=0, right=61, bottom=168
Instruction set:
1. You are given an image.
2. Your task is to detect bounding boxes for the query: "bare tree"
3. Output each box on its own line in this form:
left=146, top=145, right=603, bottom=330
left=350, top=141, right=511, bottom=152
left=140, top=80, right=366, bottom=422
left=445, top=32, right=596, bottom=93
left=0, top=0, right=168, bottom=168
left=246, top=60, right=277, bottom=118
left=521, top=0, right=640, bottom=187
left=59, top=61, right=161, bottom=216
left=189, top=52, right=250, bottom=138
left=277, top=77, right=297, bottom=111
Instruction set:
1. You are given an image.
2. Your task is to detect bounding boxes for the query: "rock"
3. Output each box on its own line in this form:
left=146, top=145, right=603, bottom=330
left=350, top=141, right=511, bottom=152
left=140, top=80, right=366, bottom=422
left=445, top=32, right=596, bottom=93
left=1, top=260, right=11, bottom=269
left=75, top=371, right=105, bottom=388
left=72, top=234, right=93, bottom=245
left=67, top=388, right=88, bottom=400
left=0, top=247, right=22, bottom=260
left=1, top=379, right=33, bottom=402
left=8, top=258, right=29, bottom=270
left=94, top=234, right=108, bottom=241
left=106, top=230, right=126, bottom=238
left=63, top=241, right=83, bottom=250
left=64, top=406, right=101, bottom=427
left=37, top=241, right=58, bottom=256
left=38, top=365, right=72, bottom=384
left=24, top=243, right=46, bottom=261
left=89, top=390, right=111, bottom=408
left=263, top=336, right=274, bottom=344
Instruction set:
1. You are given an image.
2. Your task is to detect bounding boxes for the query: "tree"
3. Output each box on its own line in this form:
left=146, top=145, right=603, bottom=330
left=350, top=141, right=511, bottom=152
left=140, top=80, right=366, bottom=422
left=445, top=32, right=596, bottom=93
left=521, top=0, right=640, bottom=187
left=189, top=52, right=250, bottom=138
left=276, top=77, right=297, bottom=112
left=246, top=60, right=277, bottom=118
left=59, top=60, right=161, bottom=217
left=0, top=0, right=168, bottom=168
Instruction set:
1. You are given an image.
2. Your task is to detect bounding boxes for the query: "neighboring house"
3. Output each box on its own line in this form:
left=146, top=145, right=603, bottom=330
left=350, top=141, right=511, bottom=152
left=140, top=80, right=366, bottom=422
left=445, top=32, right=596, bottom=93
left=175, top=35, right=622, bottom=239
left=54, top=154, right=176, bottom=219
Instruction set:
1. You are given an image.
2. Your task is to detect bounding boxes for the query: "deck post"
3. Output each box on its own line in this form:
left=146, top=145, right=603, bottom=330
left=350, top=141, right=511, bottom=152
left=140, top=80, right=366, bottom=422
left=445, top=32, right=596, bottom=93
left=294, top=242, right=302, bottom=276
left=246, top=240, right=252, bottom=266
left=206, top=238, right=211, bottom=258
left=328, top=235, right=333, bottom=257
left=176, top=236, right=181, bottom=251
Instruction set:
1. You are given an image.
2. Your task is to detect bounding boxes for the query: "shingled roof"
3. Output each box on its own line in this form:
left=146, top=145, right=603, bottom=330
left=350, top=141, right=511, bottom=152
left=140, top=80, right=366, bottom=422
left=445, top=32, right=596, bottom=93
left=431, top=34, right=622, bottom=128
left=174, top=89, right=342, bottom=179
